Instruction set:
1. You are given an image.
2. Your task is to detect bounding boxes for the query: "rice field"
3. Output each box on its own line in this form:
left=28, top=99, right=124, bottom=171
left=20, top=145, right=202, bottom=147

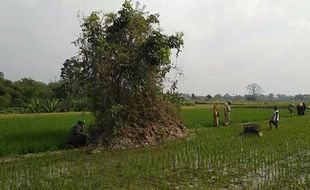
left=0, top=103, right=310, bottom=189
left=0, top=112, right=92, bottom=156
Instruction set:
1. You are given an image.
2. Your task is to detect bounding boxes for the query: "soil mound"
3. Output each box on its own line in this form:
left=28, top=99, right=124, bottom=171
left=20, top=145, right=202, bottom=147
left=89, top=118, right=187, bottom=149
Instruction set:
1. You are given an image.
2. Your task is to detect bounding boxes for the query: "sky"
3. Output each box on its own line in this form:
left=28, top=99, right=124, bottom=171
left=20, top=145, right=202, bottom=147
left=1, top=0, right=310, bottom=96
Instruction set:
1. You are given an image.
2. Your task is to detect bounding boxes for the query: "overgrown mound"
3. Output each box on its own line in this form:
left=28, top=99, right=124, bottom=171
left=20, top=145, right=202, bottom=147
left=111, top=121, right=186, bottom=149
left=61, top=1, right=186, bottom=148
left=88, top=97, right=187, bottom=148
left=91, top=117, right=186, bottom=149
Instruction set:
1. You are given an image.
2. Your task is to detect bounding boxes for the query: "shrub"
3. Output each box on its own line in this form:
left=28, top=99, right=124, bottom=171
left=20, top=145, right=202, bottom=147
left=42, top=98, right=60, bottom=113
left=27, top=98, right=43, bottom=113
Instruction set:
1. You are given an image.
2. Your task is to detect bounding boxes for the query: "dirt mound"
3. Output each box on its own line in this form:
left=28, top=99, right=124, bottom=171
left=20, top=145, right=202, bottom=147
left=89, top=119, right=187, bottom=150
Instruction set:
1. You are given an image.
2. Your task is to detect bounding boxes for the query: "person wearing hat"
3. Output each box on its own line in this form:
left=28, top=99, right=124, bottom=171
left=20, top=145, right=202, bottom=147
left=67, top=120, right=89, bottom=148
left=269, top=106, right=279, bottom=129
left=213, top=101, right=220, bottom=127
left=224, top=100, right=232, bottom=126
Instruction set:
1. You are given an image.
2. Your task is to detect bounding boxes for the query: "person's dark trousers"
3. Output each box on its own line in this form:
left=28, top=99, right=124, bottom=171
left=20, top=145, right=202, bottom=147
left=301, top=108, right=305, bottom=115
left=269, top=120, right=278, bottom=129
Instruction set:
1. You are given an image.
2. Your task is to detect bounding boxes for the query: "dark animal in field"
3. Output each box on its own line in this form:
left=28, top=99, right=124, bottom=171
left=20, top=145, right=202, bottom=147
left=242, top=123, right=262, bottom=136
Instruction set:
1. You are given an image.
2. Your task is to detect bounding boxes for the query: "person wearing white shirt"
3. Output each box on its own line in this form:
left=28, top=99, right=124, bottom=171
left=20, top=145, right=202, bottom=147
left=269, top=106, right=279, bottom=129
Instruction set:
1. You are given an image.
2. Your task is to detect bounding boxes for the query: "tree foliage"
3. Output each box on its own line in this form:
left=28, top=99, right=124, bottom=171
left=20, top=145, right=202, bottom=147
left=0, top=75, right=22, bottom=108
left=14, top=78, right=49, bottom=100
left=0, top=74, right=77, bottom=112
left=61, top=1, right=184, bottom=138
left=0, top=72, right=4, bottom=80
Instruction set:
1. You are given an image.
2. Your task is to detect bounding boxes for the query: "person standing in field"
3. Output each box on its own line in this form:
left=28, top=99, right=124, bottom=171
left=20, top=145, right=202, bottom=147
left=213, top=101, right=220, bottom=127
left=296, top=103, right=300, bottom=115
left=297, top=102, right=303, bottom=115
left=269, top=106, right=279, bottom=129
left=224, top=100, right=232, bottom=126
left=288, top=102, right=295, bottom=116
left=301, top=102, right=307, bottom=115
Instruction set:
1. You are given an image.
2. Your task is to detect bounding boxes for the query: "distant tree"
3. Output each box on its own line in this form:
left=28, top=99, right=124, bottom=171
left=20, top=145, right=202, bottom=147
left=14, top=78, right=49, bottom=99
left=268, top=93, right=274, bottom=100
left=0, top=72, right=4, bottom=80
left=0, top=76, right=23, bottom=107
left=0, top=80, right=11, bottom=107
left=180, top=93, right=191, bottom=101
left=223, top=93, right=231, bottom=100
left=205, top=94, right=212, bottom=100
left=233, top=95, right=243, bottom=100
left=213, top=94, right=222, bottom=100
left=294, top=94, right=305, bottom=101
left=47, top=81, right=67, bottom=99
left=304, top=94, right=310, bottom=100
left=61, top=59, right=88, bottom=99
left=246, top=83, right=263, bottom=96
left=245, top=95, right=256, bottom=101
left=0, top=73, right=68, bottom=110
left=61, top=1, right=185, bottom=141
left=191, top=93, right=196, bottom=99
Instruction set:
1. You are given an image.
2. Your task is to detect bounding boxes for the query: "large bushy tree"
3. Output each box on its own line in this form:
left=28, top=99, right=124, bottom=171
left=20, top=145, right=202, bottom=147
left=61, top=1, right=184, bottom=141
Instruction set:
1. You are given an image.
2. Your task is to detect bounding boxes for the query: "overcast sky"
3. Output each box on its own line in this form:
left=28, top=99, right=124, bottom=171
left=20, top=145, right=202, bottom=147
left=1, top=0, right=310, bottom=95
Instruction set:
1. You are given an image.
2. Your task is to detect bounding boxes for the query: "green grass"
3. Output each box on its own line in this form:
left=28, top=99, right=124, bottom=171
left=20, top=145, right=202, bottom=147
left=0, top=105, right=310, bottom=189
left=0, top=112, right=92, bottom=156
left=0, top=107, right=290, bottom=156
left=181, top=107, right=290, bottom=128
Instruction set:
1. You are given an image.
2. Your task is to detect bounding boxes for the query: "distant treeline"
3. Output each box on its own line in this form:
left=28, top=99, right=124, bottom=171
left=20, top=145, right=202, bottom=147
left=1, top=71, right=309, bottom=113
left=181, top=93, right=310, bottom=102
left=0, top=72, right=90, bottom=113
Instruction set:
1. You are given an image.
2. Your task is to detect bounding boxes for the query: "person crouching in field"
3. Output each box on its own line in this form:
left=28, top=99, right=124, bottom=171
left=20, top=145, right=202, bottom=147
left=213, top=101, right=220, bottom=127
left=224, top=100, right=232, bottom=126
left=67, top=120, right=89, bottom=148
left=288, top=102, right=295, bottom=116
left=269, top=106, right=279, bottom=129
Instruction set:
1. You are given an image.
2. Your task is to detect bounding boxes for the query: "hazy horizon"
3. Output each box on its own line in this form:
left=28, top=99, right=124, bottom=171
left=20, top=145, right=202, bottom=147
left=1, top=0, right=310, bottom=96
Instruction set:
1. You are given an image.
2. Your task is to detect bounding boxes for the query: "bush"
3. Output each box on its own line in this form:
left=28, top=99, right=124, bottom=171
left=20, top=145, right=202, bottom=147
left=0, top=107, right=27, bottom=114
left=26, top=98, right=43, bottom=113
left=0, top=96, right=11, bottom=108
left=42, top=98, right=60, bottom=113
left=58, top=98, right=90, bottom=112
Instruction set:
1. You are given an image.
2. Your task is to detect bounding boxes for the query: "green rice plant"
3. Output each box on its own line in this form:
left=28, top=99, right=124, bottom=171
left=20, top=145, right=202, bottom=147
left=0, top=104, right=310, bottom=189
left=0, top=112, right=93, bottom=156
